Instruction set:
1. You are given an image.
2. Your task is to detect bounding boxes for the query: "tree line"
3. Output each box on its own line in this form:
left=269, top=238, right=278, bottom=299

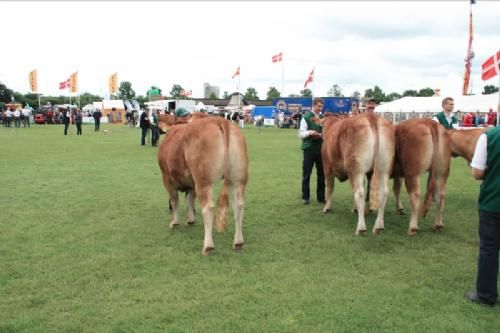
left=0, top=81, right=497, bottom=111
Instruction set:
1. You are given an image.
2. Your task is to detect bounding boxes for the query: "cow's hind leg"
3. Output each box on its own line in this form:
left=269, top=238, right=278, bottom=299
left=393, top=177, right=405, bottom=215
left=351, top=174, right=367, bottom=235
left=186, top=190, right=196, bottom=225
left=231, top=183, right=246, bottom=250
left=431, top=176, right=447, bottom=231
left=198, top=185, right=216, bottom=255
left=373, top=172, right=389, bottom=234
left=323, top=174, right=334, bottom=214
left=167, top=189, right=180, bottom=228
left=405, top=175, right=420, bottom=236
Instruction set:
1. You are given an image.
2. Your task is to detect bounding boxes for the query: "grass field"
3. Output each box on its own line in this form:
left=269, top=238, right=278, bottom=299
left=1, top=122, right=498, bottom=332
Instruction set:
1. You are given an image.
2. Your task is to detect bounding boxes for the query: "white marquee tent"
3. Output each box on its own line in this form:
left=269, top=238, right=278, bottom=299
left=375, top=94, right=498, bottom=113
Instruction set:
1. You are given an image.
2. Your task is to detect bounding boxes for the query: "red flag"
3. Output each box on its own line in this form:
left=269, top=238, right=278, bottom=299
left=59, top=78, right=70, bottom=90
left=272, top=52, right=283, bottom=63
left=481, top=50, right=500, bottom=81
left=304, top=68, right=314, bottom=88
left=232, top=66, right=240, bottom=79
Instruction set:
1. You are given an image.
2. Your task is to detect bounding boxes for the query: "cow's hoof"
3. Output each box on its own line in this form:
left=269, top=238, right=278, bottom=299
left=187, top=221, right=195, bottom=226
left=373, top=228, right=384, bottom=235
left=407, top=228, right=418, bottom=236
left=351, top=208, right=358, bottom=214
left=355, top=229, right=367, bottom=236
left=397, top=209, right=405, bottom=215
left=323, top=208, right=332, bottom=214
left=432, top=224, right=444, bottom=232
left=233, top=243, right=244, bottom=251
left=169, top=222, right=179, bottom=228
left=202, top=246, right=215, bottom=256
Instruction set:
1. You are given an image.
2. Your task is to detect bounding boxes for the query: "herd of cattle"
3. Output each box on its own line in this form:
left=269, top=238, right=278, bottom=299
left=155, top=112, right=485, bottom=255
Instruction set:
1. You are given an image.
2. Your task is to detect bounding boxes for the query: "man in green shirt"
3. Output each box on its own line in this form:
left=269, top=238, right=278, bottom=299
left=465, top=126, right=500, bottom=307
left=432, top=97, right=459, bottom=129
left=298, top=98, right=325, bottom=205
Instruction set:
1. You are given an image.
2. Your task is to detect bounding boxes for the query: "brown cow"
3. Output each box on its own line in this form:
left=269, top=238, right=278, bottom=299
left=447, top=128, right=486, bottom=164
left=418, top=127, right=486, bottom=217
left=320, top=112, right=395, bottom=235
left=157, top=116, right=249, bottom=255
left=391, top=119, right=452, bottom=235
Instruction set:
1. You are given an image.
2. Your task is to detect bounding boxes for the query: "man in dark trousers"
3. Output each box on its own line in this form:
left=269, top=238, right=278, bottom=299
left=75, top=110, right=83, bottom=135
left=298, top=97, right=325, bottom=205
left=465, top=125, right=500, bottom=307
left=63, top=108, right=71, bottom=135
left=93, top=109, right=102, bottom=131
left=139, top=110, right=150, bottom=146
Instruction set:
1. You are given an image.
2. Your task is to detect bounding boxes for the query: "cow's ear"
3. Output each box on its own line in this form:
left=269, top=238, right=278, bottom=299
left=158, top=122, right=169, bottom=133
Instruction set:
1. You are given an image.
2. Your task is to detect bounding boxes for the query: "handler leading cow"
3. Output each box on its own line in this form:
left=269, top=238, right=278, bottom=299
left=157, top=115, right=249, bottom=255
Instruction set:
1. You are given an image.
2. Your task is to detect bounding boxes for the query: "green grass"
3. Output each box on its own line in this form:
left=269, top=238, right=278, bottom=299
left=0, top=123, right=498, bottom=333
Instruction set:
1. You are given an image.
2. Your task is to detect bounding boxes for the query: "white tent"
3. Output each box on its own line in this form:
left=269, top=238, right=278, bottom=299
left=195, top=101, right=206, bottom=111
left=375, top=94, right=498, bottom=113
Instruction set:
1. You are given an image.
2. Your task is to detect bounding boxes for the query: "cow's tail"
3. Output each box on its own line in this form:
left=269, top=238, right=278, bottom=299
left=422, top=122, right=440, bottom=217
left=215, top=118, right=231, bottom=232
left=367, top=113, right=380, bottom=211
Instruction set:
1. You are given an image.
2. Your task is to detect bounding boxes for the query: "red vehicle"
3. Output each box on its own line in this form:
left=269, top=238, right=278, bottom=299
left=34, top=113, right=46, bottom=124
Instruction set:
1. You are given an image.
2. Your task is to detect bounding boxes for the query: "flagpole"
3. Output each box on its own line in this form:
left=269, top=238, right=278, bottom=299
left=497, top=73, right=500, bottom=127
left=238, top=72, right=241, bottom=114
left=281, top=56, right=284, bottom=97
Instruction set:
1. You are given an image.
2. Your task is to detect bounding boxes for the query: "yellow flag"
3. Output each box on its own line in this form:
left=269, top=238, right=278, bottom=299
left=29, top=69, right=38, bottom=92
left=109, top=73, right=118, bottom=94
left=69, top=71, right=78, bottom=93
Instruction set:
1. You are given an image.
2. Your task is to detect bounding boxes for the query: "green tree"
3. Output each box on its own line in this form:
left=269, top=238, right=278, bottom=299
left=352, top=90, right=361, bottom=99
left=402, top=89, right=418, bottom=97
left=266, top=86, right=281, bottom=100
left=0, top=82, right=14, bottom=104
left=417, top=87, right=434, bottom=97
left=135, top=95, right=148, bottom=108
left=118, top=81, right=136, bottom=100
left=288, top=93, right=300, bottom=97
left=364, top=85, right=385, bottom=104
left=169, top=84, right=183, bottom=99
left=483, top=85, right=499, bottom=94
left=385, top=92, right=402, bottom=102
left=300, top=89, right=312, bottom=97
left=79, top=92, right=102, bottom=108
left=222, top=91, right=229, bottom=99
left=327, top=84, right=343, bottom=97
left=208, top=92, right=218, bottom=99
left=244, top=87, right=259, bottom=100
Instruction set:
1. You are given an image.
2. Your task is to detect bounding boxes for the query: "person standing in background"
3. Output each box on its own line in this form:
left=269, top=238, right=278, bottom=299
left=75, top=110, right=83, bottom=135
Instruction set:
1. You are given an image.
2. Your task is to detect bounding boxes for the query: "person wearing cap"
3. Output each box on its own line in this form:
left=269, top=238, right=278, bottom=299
left=465, top=125, right=500, bottom=307
left=151, top=110, right=160, bottom=146
left=175, top=107, right=189, bottom=118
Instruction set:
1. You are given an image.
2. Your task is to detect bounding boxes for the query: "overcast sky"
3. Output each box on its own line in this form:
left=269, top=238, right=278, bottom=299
left=1, top=1, right=499, bottom=99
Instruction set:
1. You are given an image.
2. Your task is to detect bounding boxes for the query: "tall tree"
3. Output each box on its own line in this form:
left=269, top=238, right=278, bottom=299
left=0, top=82, right=14, bottom=104
left=327, top=84, right=343, bottom=97
left=301, top=88, right=312, bottom=97
left=364, top=85, right=385, bottom=104
left=352, top=90, right=361, bottom=99
left=402, top=89, right=418, bottom=97
left=266, top=86, right=281, bottom=100
left=244, top=87, right=259, bottom=100
left=169, top=84, right=183, bottom=99
left=385, top=92, right=402, bottom=102
left=208, top=92, right=218, bottom=99
left=483, top=85, right=499, bottom=94
left=118, top=81, right=136, bottom=100
left=417, top=87, right=434, bottom=97
left=222, top=91, right=229, bottom=99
